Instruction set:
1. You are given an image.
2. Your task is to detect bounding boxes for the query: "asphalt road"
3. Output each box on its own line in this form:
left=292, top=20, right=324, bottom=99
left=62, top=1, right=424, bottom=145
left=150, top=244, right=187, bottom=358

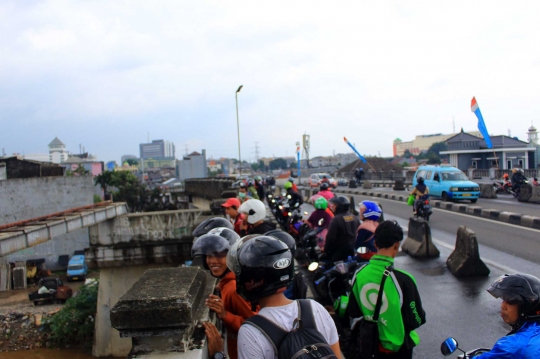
left=340, top=192, right=540, bottom=357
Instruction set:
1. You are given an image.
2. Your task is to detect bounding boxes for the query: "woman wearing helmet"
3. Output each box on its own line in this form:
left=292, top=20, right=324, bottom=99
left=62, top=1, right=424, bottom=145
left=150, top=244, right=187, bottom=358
left=318, top=182, right=334, bottom=200
left=231, top=235, right=341, bottom=359
left=324, top=196, right=360, bottom=262
left=238, top=199, right=275, bottom=235
left=355, top=201, right=382, bottom=261
left=410, top=176, right=429, bottom=214
left=306, top=196, right=333, bottom=230
left=191, top=229, right=258, bottom=359
left=475, top=273, right=540, bottom=358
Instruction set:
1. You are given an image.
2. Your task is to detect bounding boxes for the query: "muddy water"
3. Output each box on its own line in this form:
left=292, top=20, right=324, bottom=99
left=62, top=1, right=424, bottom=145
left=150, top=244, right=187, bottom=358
left=0, top=348, right=106, bottom=359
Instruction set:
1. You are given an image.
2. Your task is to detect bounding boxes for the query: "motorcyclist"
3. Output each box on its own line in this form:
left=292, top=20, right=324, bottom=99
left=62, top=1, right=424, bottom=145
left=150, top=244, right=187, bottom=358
left=324, top=196, right=360, bottom=262
left=284, top=181, right=303, bottom=209
left=254, top=176, right=265, bottom=200
left=502, top=173, right=512, bottom=190
left=238, top=199, right=275, bottom=235
left=288, top=176, right=298, bottom=192
left=246, top=180, right=260, bottom=200
left=511, top=168, right=526, bottom=194
left=355, top=201, right=382, bottom=262
left=317, top=182, right=334, bottom=200
left=474, top=273, right=540, bottom=358
left=410, top=176, right=429, bottom=215
left=306, top=196, right=333, bottom=249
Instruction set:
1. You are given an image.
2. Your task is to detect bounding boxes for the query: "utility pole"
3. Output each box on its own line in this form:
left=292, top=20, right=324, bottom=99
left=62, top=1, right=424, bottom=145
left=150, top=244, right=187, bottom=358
left=254, top=142, right=260, bottom=162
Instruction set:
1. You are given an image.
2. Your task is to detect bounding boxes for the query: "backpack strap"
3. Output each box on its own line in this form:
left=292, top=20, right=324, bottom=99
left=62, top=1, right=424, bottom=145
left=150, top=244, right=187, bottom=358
left=244, top=314, right=288, bottom=354
left=297, top=299, right=316, bottom=329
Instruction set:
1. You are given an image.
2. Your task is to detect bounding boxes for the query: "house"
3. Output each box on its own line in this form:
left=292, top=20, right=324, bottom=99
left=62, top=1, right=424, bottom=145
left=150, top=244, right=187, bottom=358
left=440, top=129, right=537, bottom=171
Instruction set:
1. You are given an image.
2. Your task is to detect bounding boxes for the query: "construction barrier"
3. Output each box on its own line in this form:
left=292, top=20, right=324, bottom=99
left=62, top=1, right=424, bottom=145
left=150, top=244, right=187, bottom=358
left=401, top=217, right=440, bottom=258
left=446, top=226, right=490, bottom=277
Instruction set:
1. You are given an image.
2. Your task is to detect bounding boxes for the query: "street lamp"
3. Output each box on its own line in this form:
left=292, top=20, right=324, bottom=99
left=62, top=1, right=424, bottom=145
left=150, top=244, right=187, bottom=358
left=235, top=85, right=243, bottom=174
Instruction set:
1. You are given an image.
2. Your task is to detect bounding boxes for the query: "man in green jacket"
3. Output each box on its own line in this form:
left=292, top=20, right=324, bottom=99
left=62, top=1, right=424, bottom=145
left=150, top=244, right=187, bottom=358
left=348, top=220, right=426, bottom=359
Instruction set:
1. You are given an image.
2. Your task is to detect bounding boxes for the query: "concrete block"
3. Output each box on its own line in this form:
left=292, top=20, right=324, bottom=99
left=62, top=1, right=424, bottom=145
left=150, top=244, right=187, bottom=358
left=220, top=190, right=237, bottom=199
left=363, top=180, right=372, bottom=189
left=393, top=180, right=405, bottom=190
left=518, top=184, right=533, bottom=202
left=479, top=184, right=497, bottom=199
left=480, top=209, right=500, bottom=220
left=529, top=186, right=540, bottom=204
left=447, top=226, right=490, bottom=277
left=520, top=215, right=540, bottom=229
left=465, top=206, right=483, bottom=216
left=451, top=204, right=467, bottom=213
left=401, top=218, right=440, bottom=258
left=442, top=203, right=453, bottom=210
left=432, top=200, right=441, bottom=208
left=498, top=212, right=522, bottom=225
left=349, top=180, right=357, bottom=188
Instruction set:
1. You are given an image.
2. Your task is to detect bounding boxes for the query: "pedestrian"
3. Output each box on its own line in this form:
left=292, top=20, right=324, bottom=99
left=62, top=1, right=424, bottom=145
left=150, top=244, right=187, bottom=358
left=348, top=220, right=426, bottom=359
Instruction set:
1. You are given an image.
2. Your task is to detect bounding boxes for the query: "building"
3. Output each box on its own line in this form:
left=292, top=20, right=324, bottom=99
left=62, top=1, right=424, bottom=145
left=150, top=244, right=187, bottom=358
left=440, top=129, right=537, bottom=170
left=177, top=150, right=207, bottom=181
left=527, top=125, right=539, bottom=168
left=114, top=162, right=139, bottom=175
left=60, top=153, right=104, bottom=176
left=0, top=156, right=65, bottom=179
left=21, top=137, right=70, bottom=164
left=393, top=132, right=482, bottom=157
left=140, top=140, right=175, bottom=159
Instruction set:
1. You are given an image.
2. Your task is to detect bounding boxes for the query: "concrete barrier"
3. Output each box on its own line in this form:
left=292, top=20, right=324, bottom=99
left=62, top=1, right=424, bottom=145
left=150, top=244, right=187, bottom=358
left=363, top=180, right=372, bottom=189
left=519, top=184, right=533, bottom=202
left=393, top=179, right=405, bottom=191
left=221, top=189, right=238, bottom=199
left=520, top=215, right=540, bottom=229
left=349, top=180, right=357, bottom=188
left=479, top=184, right=497, bottom=199
left=401, top=217, right=440, bottom=258
left=480, top=209, right=500, bottom=220
left=498, top=211, right=522, bottom=225
left=446, top=226, right=490, bottom=277
left=529, top=186, right=540, bottom=204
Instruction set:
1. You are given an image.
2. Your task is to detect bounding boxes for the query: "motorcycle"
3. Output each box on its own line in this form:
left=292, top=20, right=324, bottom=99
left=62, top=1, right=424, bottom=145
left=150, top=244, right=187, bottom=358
left=414, top=194, right=432, bottom=221
left=441, top=337, right=490, bottom=358
left=295, top=223, right=324, bottom=267
left=492, top=180, right=513, bottom=194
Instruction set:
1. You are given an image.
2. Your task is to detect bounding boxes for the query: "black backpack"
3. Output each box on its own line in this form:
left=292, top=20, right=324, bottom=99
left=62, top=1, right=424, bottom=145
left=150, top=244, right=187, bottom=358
left=243, top=299, right=338, bottom=359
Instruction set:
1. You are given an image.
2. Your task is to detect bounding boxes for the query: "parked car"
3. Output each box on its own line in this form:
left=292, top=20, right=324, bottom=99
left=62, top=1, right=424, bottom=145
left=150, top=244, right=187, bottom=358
left=29, top=277, right=73, bottom=306
left=67, top=254, right=88, bottom=281
left=308, top=173, right=338, bottom=188
left=413, top=165, right=480, bottom=203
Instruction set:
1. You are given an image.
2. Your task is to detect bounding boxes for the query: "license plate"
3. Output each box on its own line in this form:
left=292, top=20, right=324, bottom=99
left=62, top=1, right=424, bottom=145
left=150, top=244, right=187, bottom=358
left=72, top=277, right=78, bottom=280
left=462, top=194, right=471, bottom=197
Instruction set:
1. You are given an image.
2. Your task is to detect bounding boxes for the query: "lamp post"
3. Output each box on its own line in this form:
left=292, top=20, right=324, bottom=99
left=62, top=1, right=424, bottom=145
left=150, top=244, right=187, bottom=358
left=235, top=85, right=243, bottom=174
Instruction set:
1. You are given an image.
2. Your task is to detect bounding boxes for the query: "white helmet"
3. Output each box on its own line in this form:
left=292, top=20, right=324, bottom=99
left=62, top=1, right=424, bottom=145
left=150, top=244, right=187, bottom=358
left=238, top=199, right=267, bottom=224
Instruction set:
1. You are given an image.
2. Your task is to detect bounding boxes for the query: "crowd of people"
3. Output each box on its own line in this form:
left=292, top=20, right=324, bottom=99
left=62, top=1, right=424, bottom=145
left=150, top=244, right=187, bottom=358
left=190, top=177, right=539, bottom=359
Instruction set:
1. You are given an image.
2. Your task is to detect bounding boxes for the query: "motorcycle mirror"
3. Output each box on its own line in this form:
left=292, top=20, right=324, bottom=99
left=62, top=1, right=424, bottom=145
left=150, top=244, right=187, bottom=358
left=318, top=218, right=324, bottom=226
left=308, top=262, right=319, bottom=271
left=357, top=247, right=368, bottom=254
left=440, top=337, right=459, bottom=356
left=303, top=211, right=308, bottom=215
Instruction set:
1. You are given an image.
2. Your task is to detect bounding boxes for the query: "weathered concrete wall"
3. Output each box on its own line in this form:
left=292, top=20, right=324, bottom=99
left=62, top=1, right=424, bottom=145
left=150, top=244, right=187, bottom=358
left=184, top=178, right=234, bottom=200
left=0, top=175, right=100, bottom=225
left=93, top=263, right=176, bottom=358
left=1, top=176, right=101, bottom=269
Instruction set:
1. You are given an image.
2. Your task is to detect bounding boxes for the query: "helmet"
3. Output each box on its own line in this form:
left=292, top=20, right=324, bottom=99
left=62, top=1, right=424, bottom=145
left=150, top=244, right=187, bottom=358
left=192, top=217, right=233, bottom=238
left=320, top=182, right=330, bottom=191
left=254, top=176, right=262, bottom=181
left=238, top=181, right=247, bottom=189
left=247, top=179, right=255, bottom=187
left=284, top=181, right=293, bottom=190
left=359, top=201, right=382, bottom=221
left=487, top=273, right=540, bottom=319
left=264, top=229, right=296, bottom=256
left=234, top=235, right=294, bottom=302
left=503, top=173, right=509, bottom=179
left=512, top=168, right=518, bottom=173
left=238, top=199, right=266, bottom=224
left=227, top=234, right=260, bottom=275
left=288, top=177, right=295, bottom=183
left=191, top=233, right=231, bottom=270
left=207, top=227, right=240, bottom=247
left=417, top=176, right=424, bottom=184
left=329, top=196, right=350, bottom=214
left=314, top=196, right=328, bottom=210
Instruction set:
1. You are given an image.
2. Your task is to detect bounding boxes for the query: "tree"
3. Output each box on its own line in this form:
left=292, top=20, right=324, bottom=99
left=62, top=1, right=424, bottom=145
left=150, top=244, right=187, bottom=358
left=289, top=162, right=297, bottom=169
left=403, top=150, right=414, bottom=158
left=126, top=158, right=139, bottom=166
left=251, top=163, right=260, bottom=171
left=269, top=158, right=287, bottom=170
left=428, top=142, right=448, bottom=155
left=73, top=164, right=90, bottom=176
left=258, top=160, right=265, bottom=171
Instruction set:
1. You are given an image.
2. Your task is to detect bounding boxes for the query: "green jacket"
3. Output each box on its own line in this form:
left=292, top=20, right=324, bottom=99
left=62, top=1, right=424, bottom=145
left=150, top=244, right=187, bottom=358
left=349, top=255, right=426, bottom=352
left=247, top=187, right=260, bottom=200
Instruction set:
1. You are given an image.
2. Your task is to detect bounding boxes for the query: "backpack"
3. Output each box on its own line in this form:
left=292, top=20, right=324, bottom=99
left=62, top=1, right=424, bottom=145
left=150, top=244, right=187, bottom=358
left=243, top=299, right=338, bottom=359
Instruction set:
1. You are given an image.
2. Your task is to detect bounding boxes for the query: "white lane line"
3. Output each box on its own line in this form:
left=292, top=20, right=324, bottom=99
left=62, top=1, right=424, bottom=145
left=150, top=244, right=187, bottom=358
left=366, top=196, right=540, bottom=233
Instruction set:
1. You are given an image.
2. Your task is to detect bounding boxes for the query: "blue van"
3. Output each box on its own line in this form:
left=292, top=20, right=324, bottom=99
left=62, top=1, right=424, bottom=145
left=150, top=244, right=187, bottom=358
left=67, top=255, right=88, bottom=282
left=413, top=165, right=480, bottom=203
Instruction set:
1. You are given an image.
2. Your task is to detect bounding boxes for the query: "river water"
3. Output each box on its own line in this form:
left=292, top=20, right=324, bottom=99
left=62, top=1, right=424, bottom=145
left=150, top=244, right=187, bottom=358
left=0, top=348, right=102, bottom=359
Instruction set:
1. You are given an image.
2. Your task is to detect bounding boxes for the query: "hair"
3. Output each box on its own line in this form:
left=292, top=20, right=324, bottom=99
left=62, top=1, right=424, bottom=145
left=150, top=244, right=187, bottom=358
left=374, top=220, right=403, bottom=249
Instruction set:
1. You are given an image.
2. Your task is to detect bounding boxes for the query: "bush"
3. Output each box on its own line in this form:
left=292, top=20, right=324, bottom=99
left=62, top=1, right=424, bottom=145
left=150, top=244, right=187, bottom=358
left=44, top=280, right=99, bottom=349
left=93, top=195, right=102, bottom=203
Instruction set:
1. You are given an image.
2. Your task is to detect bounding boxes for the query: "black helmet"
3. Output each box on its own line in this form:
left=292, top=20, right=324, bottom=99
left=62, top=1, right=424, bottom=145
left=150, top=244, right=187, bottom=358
left=329, top=196, right=350, bottom=214
left=264, top=229, right=296, bottom=257
left=191, top=233, right=232, bottom=272
left=234, top=236, right=294, bottom=303
left=320, top=182, right=330, bottom=191
left=192, top=217, right=233, bottom=237
left=488, top=273, right=540, bottom=320
left=417, top=176, right=424, bottom=184
left=207, top=227, right=240, bottom=247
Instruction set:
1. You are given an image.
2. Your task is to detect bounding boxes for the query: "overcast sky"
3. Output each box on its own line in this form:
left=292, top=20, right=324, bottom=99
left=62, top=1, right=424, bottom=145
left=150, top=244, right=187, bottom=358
left=2, top=1, right=540, bottom=164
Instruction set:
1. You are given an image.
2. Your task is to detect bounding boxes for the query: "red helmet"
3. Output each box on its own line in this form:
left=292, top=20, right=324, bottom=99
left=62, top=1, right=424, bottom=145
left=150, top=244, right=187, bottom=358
left=503, top=173, right=509, bottom=179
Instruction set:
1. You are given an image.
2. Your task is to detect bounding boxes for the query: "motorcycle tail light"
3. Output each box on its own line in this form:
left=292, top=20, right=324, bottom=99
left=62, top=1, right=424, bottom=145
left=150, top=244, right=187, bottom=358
left=425, top=201, right=429, bottom=204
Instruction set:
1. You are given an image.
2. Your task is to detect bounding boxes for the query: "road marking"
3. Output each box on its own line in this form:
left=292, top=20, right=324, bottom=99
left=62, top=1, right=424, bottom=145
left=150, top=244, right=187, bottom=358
left=365, top=196, right=540, bottom=233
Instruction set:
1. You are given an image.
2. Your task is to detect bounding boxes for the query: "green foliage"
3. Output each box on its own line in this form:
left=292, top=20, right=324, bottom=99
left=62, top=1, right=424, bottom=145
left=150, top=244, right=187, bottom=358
left=289, top=162, right=297, bottom=169
left=259, top=160, right=265, bottom=170
left=250, top=163, right=259, bottom=171
left=93, top=195, right=102, bottom=203
left=74, top=164, right=90, bottom=176
left=44, top=281, right=99, bottom=350
left=125, top=158, right=139, bottom=166
left=269, top=158, right=287, bottom=170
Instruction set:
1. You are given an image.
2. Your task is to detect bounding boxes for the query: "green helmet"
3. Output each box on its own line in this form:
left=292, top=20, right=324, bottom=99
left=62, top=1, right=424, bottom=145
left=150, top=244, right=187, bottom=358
left=314, top=197, right=328, bottom=210
left=284, top=181, right=293, bottom=190
left=254, top=176, right=262, bottom=181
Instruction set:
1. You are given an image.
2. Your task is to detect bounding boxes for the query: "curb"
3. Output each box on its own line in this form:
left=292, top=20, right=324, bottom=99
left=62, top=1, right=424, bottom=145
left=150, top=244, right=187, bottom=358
left=331, top=188, right=540, bottom=230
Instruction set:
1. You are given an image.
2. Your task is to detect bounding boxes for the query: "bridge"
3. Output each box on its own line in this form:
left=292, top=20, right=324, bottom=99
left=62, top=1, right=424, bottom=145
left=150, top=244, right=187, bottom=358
left=1, top=176, right=540, bottom=358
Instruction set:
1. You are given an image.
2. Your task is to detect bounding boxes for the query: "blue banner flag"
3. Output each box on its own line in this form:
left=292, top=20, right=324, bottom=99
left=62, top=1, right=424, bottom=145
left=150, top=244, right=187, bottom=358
left=343, top=137, right=367, bottom=163
left=471, top=97, right=493, bottom=149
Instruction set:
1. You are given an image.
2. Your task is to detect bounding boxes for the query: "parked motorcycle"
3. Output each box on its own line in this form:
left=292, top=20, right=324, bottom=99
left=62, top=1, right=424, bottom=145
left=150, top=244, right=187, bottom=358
left=441, top=337, right=490, bottom=358
left=414, top=194, right=432, bottom=221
